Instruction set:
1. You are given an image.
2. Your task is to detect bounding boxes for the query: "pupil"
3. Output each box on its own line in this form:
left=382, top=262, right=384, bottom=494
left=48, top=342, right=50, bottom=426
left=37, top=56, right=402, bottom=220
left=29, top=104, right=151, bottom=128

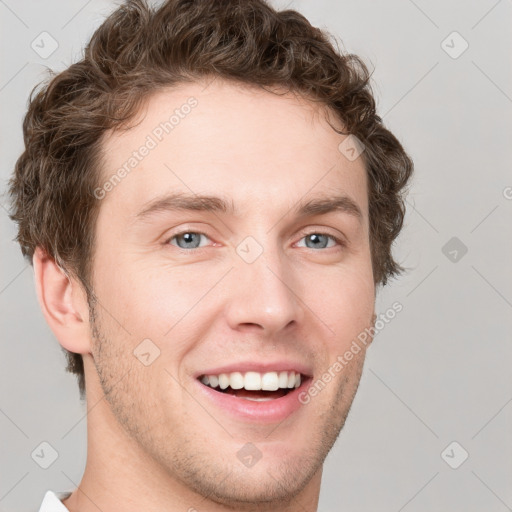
left=307, top=234, right=327, bottom=249
left=179, top=233, right=199, bottom=248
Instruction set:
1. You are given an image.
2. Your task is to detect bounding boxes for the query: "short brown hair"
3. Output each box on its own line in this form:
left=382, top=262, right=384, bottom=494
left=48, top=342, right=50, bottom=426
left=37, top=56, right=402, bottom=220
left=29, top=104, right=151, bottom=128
left=8, top=0, right=413, bottom=401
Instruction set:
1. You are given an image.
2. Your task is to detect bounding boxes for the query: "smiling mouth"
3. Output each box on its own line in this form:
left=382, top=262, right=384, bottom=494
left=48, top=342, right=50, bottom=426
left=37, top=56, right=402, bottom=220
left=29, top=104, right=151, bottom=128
left=198, top=370, right=305, bottom=401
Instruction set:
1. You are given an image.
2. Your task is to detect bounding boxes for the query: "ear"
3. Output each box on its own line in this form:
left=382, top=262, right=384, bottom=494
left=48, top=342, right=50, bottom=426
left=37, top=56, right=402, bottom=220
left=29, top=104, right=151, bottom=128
left=32, top=246, right=92, bottom=355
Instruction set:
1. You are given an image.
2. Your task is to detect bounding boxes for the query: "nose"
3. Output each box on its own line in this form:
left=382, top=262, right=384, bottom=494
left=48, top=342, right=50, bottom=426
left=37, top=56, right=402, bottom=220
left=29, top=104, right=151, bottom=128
left=223, top=240, right=304, bottom=335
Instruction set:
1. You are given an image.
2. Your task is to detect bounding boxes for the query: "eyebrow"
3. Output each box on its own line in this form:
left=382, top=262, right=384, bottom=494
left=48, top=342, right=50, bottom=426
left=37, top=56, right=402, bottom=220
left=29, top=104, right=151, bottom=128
left=134, top=192, right=363, bottom=223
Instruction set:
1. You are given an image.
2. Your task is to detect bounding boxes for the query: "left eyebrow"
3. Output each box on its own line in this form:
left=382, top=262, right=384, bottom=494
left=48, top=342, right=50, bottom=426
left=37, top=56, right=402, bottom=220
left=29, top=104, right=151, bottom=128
left=293, top=195, right=363, bottom=223
left=134, top=192, right=363, bottom=223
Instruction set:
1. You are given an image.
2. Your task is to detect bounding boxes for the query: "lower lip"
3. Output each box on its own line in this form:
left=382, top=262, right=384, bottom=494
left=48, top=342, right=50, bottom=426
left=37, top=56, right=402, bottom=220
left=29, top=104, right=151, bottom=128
left=195, top=378, right=310, bottom=423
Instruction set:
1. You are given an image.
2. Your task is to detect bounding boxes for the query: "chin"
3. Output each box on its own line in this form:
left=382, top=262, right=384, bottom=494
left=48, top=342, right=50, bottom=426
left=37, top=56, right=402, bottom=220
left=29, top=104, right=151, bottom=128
left=169, top=439, right=325, bottom=509
left=203, top=463, right=318, bottom=506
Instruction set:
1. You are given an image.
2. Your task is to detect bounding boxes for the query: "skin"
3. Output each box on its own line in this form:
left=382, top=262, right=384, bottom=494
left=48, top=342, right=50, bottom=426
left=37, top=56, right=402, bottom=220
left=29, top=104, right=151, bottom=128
left=34, top=78, right=376, bottom=512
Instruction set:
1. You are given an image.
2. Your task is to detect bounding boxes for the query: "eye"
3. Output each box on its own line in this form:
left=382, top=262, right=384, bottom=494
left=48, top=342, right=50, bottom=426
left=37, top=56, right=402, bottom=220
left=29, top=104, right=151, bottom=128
left=167, top=231, right=211, bottom=250
left=165, top=230, right=344, bottom=252
left=296, top=232, right=344, bottom=250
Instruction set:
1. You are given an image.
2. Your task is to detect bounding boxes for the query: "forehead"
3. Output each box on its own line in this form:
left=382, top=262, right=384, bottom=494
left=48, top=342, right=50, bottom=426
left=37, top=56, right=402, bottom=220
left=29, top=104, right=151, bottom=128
left=96, top=79, right=368, bottom=222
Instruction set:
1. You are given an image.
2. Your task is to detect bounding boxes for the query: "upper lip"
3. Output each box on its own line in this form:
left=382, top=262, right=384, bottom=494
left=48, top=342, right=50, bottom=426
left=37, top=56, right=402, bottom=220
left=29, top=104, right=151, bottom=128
left=195, top=360, right=313, bottom=379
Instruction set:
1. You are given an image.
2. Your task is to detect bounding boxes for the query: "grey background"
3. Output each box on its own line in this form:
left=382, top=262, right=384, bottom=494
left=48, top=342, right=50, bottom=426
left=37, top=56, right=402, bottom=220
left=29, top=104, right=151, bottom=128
left=1, top=0, right=511, bottom=511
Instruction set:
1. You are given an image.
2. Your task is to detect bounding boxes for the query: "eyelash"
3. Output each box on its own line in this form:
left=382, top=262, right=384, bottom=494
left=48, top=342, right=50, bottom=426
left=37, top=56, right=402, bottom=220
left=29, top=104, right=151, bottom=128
left=165, top=230, right=345, bottom=253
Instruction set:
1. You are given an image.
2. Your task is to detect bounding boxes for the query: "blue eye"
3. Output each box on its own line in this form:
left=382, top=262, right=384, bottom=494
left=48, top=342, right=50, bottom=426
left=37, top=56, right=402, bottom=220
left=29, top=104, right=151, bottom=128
left=296, top=233, right=342, bottom=250
left=166, top=231, right=343, bottom=252
left=168, top=232, right=210, bottom=249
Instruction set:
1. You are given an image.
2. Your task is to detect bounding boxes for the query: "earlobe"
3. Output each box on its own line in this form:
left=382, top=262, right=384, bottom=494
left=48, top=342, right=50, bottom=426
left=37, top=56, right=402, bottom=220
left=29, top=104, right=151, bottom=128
left=32, top=246, right=92, bottom=355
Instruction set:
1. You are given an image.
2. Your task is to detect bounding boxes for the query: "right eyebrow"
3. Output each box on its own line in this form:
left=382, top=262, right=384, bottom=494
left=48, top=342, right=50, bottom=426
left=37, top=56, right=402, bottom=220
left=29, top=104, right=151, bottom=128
left=135, top=193, right=236, bottom=221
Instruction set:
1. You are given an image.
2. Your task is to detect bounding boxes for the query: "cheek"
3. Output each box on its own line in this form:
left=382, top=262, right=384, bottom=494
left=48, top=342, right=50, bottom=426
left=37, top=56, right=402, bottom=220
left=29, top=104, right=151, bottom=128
left=313, top=263, right=375, bottom=335
left=94, top=253, right=212, bottom=333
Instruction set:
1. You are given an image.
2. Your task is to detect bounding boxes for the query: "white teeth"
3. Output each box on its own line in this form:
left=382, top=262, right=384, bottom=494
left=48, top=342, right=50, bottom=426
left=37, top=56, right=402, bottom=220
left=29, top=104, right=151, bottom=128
left=261, top=372, right=279, bottom=391
left=229, top=372, right=244, bottom=390
left=203, top=370, right=303, bottom=391
left=244, top=371, right=261, bottom=390
left=218, top=373, right=229, bottom=390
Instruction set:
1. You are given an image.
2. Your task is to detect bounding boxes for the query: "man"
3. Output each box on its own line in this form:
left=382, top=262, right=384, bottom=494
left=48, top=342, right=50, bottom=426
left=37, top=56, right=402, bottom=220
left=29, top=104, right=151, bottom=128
left=8, top=0, right=413, bottom=510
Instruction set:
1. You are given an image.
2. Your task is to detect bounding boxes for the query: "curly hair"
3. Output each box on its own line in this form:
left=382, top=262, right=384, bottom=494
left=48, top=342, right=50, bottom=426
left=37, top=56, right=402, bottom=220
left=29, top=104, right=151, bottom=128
left=8, top=0, right=413, bottom=401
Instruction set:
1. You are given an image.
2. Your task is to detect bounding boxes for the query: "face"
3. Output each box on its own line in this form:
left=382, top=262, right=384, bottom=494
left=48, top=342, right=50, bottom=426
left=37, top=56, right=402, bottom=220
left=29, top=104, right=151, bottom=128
left=87, top=79, right=375, bottom=507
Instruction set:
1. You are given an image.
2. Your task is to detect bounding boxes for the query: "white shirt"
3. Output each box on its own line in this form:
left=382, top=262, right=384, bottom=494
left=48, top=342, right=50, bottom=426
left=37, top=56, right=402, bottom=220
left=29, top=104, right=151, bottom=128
left=38, top=490, right=72, bottom=511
